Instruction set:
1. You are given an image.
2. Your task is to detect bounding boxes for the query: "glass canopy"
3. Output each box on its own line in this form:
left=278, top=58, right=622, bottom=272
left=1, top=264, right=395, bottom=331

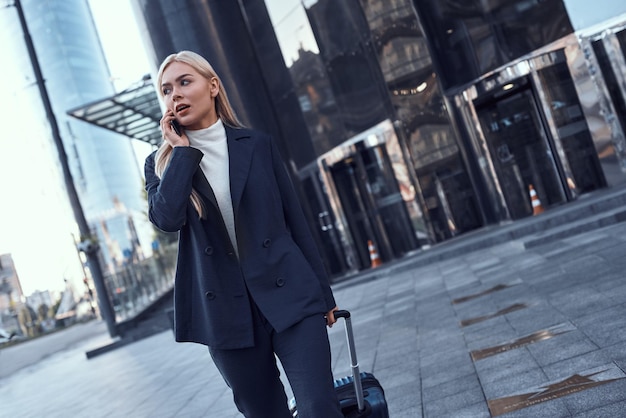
left=67, top=75, right=162, bottom=146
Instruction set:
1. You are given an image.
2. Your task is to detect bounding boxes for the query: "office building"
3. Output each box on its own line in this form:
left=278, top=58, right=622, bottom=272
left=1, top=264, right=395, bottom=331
left=2, top=0, right=162, bottom=323
left=0, top=253, right=24, bottom=332
left=86, top=0, right=626, bottom=280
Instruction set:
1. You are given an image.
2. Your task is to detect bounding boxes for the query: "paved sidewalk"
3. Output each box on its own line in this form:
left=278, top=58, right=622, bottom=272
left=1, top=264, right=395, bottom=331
left=0, top=320, right=109, bottom=379
left=2, top=221, right=626, bottom=417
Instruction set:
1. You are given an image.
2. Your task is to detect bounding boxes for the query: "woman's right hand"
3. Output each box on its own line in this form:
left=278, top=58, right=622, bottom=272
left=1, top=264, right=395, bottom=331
left=160, top=110, right=189, bottom=147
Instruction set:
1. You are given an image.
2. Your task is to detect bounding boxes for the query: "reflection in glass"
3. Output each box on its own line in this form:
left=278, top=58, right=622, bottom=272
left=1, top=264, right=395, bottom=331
left=615, top=29, right=626, bottom=136
left=305, top=0, right=389, bottom=136
left=592, top=36, right=626, bottom=175
left=328, top=143, right=418, bottom=268
left=264, top=0, right=319, bottom=66
left=317, top=121, right=423, bottom=270
left=330, top=157, right=377, bottom=269
left=618, top=29, right=626, bottom=55
left=357, top=142, right=419, bottom=257
left=300, top=175, right=348, bottom=276
left=105, top=240, right=177, bottom=322
left=360, top=0, right=482, bottom=240
left=536, top=57, right=607, bottom=194
left=266, top=0, right=484, bottom=248
left=289, top=47, right=346, bottom=155
left=265, top=0, right=348, bottom=156
left=476, top=86, right=566, bottom=220
left=412, top=0, right=573, bottom=90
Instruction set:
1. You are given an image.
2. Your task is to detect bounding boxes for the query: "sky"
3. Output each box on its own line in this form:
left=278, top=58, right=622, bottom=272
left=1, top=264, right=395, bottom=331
left=265, top=0, right=319, bottom=66
left=0, top=0, right=315, bottom=296
left=0, top=0, right=151, bottom=295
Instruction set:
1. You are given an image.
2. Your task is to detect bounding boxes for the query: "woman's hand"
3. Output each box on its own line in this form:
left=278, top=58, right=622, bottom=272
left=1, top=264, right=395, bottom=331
left=160, top=110, right=189, bottom=147
left=325, top=306, right=339, bottom=327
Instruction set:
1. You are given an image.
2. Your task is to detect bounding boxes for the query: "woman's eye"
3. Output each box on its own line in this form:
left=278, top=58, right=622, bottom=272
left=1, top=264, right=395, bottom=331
left=181, top=79, right=190, bottom=86
left=162, top=87, right=171, bottom=95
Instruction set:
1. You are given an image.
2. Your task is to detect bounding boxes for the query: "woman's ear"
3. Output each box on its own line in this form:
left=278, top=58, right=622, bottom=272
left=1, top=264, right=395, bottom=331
left=209, top=77, right=219, bottom=97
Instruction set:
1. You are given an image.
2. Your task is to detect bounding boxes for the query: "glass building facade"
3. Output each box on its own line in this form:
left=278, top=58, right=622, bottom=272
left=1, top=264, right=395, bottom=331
left=130, top=0, right=626, bottom=280
left=3, top=0, right=168, bottom=323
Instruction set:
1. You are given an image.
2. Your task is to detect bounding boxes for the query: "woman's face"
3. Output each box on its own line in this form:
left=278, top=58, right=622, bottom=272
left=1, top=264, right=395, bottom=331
left=160, top=61, right=219, bottom=130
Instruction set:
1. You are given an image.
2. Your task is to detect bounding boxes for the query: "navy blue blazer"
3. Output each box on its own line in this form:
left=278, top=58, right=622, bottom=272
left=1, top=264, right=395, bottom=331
left=144, top=125, right=336, bottom=349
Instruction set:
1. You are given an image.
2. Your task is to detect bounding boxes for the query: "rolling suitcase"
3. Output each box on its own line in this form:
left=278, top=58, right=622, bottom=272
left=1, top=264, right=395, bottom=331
left=290, top=310, right=390, bottom=417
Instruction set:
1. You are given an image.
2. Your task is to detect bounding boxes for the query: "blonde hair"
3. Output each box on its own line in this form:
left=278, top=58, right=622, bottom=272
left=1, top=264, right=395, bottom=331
left=154, top=51, right=243, bottom=218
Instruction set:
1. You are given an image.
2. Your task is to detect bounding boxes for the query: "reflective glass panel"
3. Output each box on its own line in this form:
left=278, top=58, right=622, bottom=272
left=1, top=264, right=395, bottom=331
left=476, top=86, right=567, bottom=219
left=412, top=0, right=574, bottom=90
left=592, top=33, right=626, bottom=142
left=360, top=0, right=483, bottom=239
left=536, top=58, right=607, bottom=193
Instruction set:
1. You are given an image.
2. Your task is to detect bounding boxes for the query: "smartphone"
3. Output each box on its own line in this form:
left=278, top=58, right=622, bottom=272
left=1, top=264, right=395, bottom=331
left=170, top=119, right=183, bottom=137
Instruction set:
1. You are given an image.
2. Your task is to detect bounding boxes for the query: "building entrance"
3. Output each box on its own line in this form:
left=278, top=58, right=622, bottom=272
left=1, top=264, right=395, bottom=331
left=300, top=174, right=349, bottom=277
left=328, top=142, right=419, bottom=270
left=476, top=85, right=566, bottom=219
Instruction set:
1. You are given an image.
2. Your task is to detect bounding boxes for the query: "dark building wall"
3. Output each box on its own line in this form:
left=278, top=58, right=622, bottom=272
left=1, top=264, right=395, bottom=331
left=306, top=0, right=391, bottom=141
left=355, top=0, right=485, bottom=238
left=288, top=47, right=345, bottom=158
left=413, top=0, right=574, bottom=93
left=238, top=0, right=318, bottom=169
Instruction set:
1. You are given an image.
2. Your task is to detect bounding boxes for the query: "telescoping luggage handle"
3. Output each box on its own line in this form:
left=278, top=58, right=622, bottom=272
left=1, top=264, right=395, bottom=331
left=334, top=310, right=366, bottom=413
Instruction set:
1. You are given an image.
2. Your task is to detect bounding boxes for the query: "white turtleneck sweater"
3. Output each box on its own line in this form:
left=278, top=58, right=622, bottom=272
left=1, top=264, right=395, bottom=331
left=186, top=119, right=238, bottom=254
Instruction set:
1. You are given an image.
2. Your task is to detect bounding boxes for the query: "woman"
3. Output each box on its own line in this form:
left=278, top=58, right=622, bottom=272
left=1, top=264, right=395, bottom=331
left=144, top=50, right=343, bottom=417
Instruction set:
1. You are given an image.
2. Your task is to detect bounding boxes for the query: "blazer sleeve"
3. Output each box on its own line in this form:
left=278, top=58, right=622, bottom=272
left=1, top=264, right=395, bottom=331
left=144, top=146, right=204, bottom=232
left=269, top=136, right=337, bottom=311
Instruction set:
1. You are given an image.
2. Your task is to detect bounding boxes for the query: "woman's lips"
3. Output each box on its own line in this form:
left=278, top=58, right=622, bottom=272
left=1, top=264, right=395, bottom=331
left=176, top=104, right=190, bottom=115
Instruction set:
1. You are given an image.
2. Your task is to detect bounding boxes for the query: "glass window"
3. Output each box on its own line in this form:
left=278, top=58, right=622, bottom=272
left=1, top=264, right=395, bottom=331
left=594, top=32, right=626, bottom=138
left=361, top=0, right=483, bottom=238
left=305, top=0, right=389, bottom=135
left=536, top=56, right=606, bottom=193
left=412, top=0, right=574, bottom=90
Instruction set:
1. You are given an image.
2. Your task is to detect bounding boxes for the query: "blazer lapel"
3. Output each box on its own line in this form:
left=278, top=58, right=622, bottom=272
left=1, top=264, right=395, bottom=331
left=193, top=169, right=218, bottom=209
left=226, top=126, right=253, bottom=218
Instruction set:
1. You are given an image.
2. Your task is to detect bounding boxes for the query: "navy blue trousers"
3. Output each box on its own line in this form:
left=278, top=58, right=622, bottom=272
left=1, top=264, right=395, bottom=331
left=209, top=302, right=343, bottom=418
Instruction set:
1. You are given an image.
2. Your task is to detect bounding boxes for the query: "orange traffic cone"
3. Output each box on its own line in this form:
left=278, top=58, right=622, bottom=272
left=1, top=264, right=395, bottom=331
left=368, top=240, right=382, bottom=268
left=528, top=184, right=544, bottom=215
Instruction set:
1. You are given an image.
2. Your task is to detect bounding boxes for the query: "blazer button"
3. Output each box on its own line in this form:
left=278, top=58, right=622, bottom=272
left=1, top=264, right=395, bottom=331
left=205, top=291, right=216, bottom=300
left=263, top=238, right=272, bottom=248
left=204, top=246, right=214, bottom=255
left=275, top=277, right=285, bottom=287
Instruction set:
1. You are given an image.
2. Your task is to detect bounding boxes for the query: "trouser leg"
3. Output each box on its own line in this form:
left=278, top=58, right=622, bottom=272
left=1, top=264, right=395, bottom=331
left=208, top=306, right=292, bottom=418
left=273, top=314, right=343, bottom=418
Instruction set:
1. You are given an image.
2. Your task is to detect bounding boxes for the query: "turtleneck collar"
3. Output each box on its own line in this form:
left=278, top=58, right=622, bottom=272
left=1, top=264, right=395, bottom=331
left=186, top=118, right=226, bottom=147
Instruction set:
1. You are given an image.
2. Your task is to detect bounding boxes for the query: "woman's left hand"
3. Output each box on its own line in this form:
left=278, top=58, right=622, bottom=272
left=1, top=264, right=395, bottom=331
left=325, top=306, right=339, bottom=327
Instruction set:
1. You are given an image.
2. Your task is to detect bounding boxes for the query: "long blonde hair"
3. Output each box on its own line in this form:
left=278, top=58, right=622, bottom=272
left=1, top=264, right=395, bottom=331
left=154, top=51, right=243, bottom=218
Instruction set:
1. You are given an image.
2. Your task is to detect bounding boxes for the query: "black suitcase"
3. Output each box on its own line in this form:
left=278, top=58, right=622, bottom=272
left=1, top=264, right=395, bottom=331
left=290, top=310, right=390, bottom=417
